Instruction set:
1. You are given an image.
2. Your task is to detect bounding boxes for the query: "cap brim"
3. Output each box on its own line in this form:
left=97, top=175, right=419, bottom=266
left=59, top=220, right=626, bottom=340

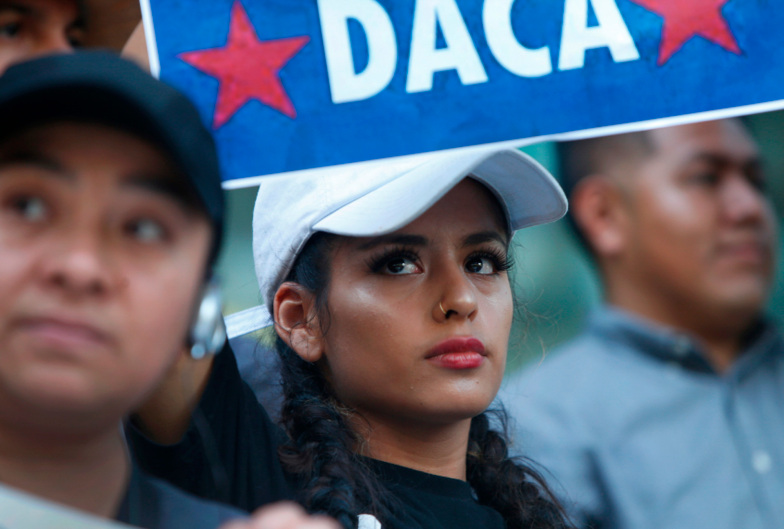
left=313, top=148, right=567, bottom=236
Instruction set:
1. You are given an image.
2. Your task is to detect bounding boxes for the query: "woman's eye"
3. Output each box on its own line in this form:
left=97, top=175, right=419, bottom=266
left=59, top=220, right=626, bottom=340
left=466, top=256, right=496, bottom=275
left=384, top=257, right=419, bottom=275
left=9, top=195, right=48, bottom=222
left=126, top=218, right=167, bottom=243
left=368, top=248, right=423, bottom=275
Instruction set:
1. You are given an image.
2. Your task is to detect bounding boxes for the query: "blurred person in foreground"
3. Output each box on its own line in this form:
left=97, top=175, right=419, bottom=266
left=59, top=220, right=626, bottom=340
left=500, top=119, right=784, bottom=529
left=0, top=0, right=84, bottom=74
left=0, top=51, right=337, bottom=529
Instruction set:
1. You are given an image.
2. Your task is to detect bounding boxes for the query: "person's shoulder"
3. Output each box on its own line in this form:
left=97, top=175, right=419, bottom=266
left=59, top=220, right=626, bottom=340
left=133, top=471, right=246, bottom=529
left=504, top=330, right=610, bottom=392
left=497, top=323, right=630, bottom=438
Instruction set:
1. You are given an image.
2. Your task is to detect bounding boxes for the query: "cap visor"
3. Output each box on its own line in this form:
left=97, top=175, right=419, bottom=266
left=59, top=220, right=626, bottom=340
left=313, top=148, right=566, bottom=236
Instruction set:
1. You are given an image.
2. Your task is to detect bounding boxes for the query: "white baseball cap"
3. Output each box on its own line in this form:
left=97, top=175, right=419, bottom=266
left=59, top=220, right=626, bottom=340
left=225, top=147, right=567, bottom=338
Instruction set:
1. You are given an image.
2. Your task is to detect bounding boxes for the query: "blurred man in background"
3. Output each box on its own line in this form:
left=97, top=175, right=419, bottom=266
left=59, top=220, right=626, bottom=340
left=501, top=119, right=784, bottom=529
left=0, top=0, right=84, bottom=74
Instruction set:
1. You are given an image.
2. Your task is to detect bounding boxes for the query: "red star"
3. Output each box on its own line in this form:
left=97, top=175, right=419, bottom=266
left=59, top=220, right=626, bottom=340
left=179, top=1, right=309, bottom=128
left=629, top=0, right=741, bottom=65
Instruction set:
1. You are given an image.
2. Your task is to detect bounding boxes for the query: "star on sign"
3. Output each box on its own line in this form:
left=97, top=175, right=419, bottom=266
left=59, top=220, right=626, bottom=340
left=179, top=0, right=309, bottom=129
left=629, top=0, right=741, bottom=65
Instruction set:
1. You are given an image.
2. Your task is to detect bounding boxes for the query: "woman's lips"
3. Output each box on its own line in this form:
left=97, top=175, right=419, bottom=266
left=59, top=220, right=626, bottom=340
left=427, top=337, right=486, bottom=369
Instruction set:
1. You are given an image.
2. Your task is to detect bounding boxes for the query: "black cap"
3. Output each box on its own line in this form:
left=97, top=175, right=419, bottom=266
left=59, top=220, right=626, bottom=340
left=0, top=51, right=224, bottom=263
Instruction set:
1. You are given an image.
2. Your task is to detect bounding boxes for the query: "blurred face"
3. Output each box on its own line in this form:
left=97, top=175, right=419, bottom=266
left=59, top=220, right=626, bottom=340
left=317, top=179, right=513, bottom=430
left=0, top=122, right=211, bottom=432
left=0, top=0, right=82, bottom=75
left=618, top=120, right=777, bottom=328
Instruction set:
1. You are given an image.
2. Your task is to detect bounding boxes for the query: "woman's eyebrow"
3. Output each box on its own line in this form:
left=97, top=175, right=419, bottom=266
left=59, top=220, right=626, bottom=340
left=357, top=234, right=428, bottom=251
left=462, top=231, right=508, bottom=248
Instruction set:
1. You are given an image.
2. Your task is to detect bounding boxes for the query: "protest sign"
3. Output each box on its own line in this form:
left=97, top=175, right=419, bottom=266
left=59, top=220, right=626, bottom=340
left=0, top=484, right=132, bottom=529
left=141, top=0, right=784, bottom=188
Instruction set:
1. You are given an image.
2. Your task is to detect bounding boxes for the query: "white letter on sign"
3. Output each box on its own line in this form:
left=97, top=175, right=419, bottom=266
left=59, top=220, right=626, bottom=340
left=406, top=0, right=488, bottom=93
left=483, top=0, right=552, bottom=78
left=558, top=0, right=639, bottom=70
left=318, top=0, right=397, bottom=103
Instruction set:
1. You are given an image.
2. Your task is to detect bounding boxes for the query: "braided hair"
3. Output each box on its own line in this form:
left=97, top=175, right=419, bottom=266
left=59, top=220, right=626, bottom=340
left=275, top=232, right=571, bottom=529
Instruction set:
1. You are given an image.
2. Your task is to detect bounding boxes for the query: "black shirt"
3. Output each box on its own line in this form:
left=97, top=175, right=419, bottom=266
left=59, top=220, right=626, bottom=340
left=363, top=459, right=505, bottom=529
left=126, top=343, right=295, bottom=512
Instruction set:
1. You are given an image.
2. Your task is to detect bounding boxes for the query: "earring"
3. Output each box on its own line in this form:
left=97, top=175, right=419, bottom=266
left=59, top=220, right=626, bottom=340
left=439, top=301, right=448, bottom=316
left=189, top=278, right=226, bottom=360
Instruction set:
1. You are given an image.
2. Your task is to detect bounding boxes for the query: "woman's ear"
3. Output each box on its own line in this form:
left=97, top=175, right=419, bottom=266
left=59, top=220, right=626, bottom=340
left=273, top=282, right=325, bottom=363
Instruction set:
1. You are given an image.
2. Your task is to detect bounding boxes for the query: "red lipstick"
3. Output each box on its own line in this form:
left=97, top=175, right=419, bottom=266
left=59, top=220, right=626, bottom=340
left=427, top=337, right=486, bottom=369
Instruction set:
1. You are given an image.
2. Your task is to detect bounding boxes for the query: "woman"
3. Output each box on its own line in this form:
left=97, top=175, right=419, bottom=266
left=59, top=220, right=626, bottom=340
left=130, top=148, right=572, bottom=529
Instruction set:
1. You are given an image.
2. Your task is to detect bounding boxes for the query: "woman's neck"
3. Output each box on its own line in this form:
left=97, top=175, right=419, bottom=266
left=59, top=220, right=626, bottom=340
left=353, top=414, right=473, bottom=480
left=0, top=422, right=130, bottom=518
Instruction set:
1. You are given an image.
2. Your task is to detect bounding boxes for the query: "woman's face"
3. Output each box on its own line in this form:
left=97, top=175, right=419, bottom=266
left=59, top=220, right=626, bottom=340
left=316, top=179, right=513, bottom=430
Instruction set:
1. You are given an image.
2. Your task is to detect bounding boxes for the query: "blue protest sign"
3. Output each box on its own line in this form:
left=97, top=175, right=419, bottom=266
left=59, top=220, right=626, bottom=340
left=141, top=0, right=784, bottom=188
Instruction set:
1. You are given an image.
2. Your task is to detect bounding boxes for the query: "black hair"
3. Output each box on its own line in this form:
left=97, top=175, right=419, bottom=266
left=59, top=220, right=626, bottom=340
left=275, top=232, right=573, bottom=529
left=275, top=233, right=382, bottom=529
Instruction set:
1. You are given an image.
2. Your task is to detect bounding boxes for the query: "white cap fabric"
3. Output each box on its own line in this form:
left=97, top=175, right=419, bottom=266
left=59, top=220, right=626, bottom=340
left=225, top=147, right=567, bottom=338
